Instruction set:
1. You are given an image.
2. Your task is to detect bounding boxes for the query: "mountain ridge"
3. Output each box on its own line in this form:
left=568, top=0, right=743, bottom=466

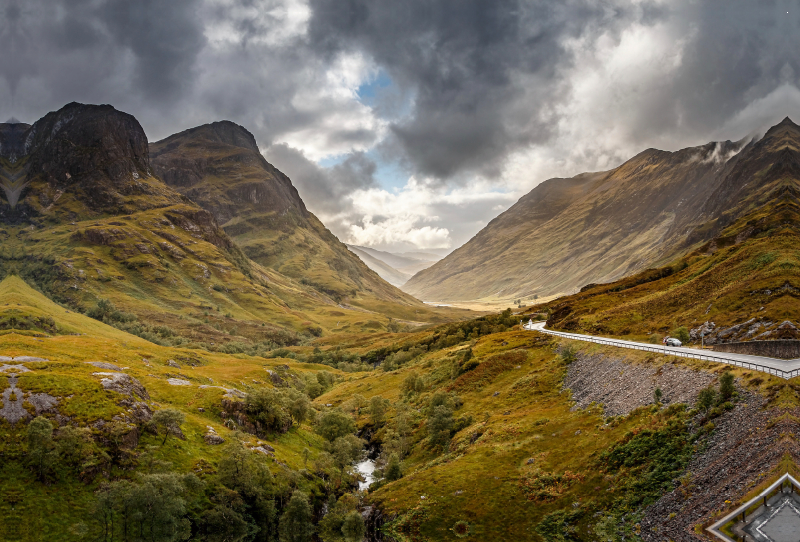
left=404, top=119, right=798, bottom=304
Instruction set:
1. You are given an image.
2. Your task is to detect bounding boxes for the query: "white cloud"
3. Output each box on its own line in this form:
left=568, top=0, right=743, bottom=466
left=335, top=177, right=518, bottom=251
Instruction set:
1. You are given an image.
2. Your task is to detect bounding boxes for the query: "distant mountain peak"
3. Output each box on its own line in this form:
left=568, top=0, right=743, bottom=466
left=764, top=116, right=800, bottom=137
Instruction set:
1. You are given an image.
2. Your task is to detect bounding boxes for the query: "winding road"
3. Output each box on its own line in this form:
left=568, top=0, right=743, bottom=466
left=524, top=320, right=800, bottom=379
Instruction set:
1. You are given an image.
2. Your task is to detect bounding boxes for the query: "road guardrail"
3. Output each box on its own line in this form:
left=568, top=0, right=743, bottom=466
left=524, top=321, right=800, bottom=380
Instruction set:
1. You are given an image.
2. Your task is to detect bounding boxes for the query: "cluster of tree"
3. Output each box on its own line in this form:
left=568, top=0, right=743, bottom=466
left=244, top=388, right=311, bottom=435
left=26, top=416, right=110, bottom=482
left=425, top=392, right=471, bottom=448
left=382, top=345, right=427, bottom=372
left=697, top=371, right=736, bottom=414
left=303, top=370, right=336, bottom=399
left=86, top=298, right=181, bottom=346
left=318, top=493, right=367, bottom=542
left=269, top=347, right=371, bottom=373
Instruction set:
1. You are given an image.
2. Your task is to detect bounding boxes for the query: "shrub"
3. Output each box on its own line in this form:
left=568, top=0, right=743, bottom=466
left=673, top=327, right=691, bottom=344
left=427, top=405, right=454, bottom=447
left=719, top=372, right=735, bottom=402
left=452, top=520, right=471, bottom=538
left=385, top=453, right=402, bottom=482
left=316, top=410, right=356, bottom=442
left=697, top=387, right=716, bottom=412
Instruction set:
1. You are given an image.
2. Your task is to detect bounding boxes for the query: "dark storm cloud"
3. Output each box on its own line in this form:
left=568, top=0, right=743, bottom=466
left=307, top=0, right=798, bottom=181
left=0, top=0, right=204, bottom=106
left=307, top=0, right=646, bottom=179
left=264, top=144, right=378, bottom=215
left=0, top=0, right=797, bottom=249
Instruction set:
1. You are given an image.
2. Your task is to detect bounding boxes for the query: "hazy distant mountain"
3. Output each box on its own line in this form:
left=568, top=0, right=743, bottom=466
left=405, top=118, right=799, bottom=303
left=345, top=244, right=440, bottom=287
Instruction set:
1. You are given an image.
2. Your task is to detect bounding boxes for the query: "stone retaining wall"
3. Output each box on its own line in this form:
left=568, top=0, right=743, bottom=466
left=713, top=340, right=800, bottom=359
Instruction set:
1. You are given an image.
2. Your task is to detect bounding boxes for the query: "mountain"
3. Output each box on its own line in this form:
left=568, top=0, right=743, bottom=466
left=149, top=122, right=425, bottom=311
left=345, top=244, right=441, bottom=287
left=345, top=245, right=412, bottom=287
left=0, top=103, right=466, bottom=353
left=528, top=117, right=800, bottom=342
left=405, top=119, right=799, bottom=304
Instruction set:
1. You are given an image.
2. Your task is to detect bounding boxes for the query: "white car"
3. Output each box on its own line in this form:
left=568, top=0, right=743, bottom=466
left=665, top=338, right=682, bottom=347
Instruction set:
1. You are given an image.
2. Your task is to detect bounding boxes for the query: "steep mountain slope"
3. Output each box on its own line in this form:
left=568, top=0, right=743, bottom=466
left=149, top=122, right=422, bottom=308
left=404, top=122, right=800, bottom=303
left=527, top=118, right=800, bottom=343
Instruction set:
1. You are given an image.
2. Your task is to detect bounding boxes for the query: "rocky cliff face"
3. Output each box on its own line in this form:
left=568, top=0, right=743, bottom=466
left=404, top=118, right=800, bottom=303
left=150, top=121, right=307, bottom=224
left=0, top=102, right=184, bottom=224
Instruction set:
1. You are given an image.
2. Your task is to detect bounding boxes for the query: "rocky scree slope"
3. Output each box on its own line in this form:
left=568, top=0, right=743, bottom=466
left=405, top=118, right=800, bottom=304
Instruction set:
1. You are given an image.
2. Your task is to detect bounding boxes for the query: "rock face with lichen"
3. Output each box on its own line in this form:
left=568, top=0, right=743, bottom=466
left=93, top=372, right=150, bottom=401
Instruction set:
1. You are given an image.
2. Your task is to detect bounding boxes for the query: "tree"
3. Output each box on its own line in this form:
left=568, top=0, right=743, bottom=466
left=341, top=511, right=366, bottom=542
left=246, top=388, right=291, bottom=434
left=369, top=396, right=389, bottom=426
left=286, top=389, right=311, bottom=425
left=305, top=380, right=323, bottom=400
left=697, top=387, right=716, bottom=412
left=316, top=410, right=356, bottom=442
left=385, top=453, right=402, bottom=482
left=428, top=391, right=454, bottom=414
left=427, top=405, right=454, bottom=447
left=279, top=491, right=314, bottom=542
left=719, top=372, right=735, bottom=402
left=331, top=435, right=364, bottom=470
left=151, top=409, right=186, bottom=445
left=27, top=416, right=56, bottom=482
left=653, top=388, right=663, bottom=405
left=401, top=372, right=425, bottom=395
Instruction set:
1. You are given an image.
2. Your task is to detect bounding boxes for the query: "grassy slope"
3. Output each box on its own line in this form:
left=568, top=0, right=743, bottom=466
left=0, top=276, right=340, bottom=540
left=538, top=179, right=800, bottom=341
left=406, top=119, right=799, bottom=306
left=149, top=123, right=432, bottom=317
left=315, top=327, right=776, bottom=541
left=3, top=200, right=469, bottom=350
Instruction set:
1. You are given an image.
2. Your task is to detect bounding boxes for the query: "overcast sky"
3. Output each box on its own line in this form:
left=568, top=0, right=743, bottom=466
left=1, top=0, right=797, bottom=253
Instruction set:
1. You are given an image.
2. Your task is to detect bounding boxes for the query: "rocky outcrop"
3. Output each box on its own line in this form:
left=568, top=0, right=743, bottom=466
left=203, top=426, right=225, bottom=445
left=0, top=102, right=184, bottom=223
left=93, top=372, right=150, bottom=401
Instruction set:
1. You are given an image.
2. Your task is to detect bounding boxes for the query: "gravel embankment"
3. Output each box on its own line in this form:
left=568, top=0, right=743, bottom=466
left=640, top=395, right=796, bottom=541
left=564, top=352, right=716, bottom=416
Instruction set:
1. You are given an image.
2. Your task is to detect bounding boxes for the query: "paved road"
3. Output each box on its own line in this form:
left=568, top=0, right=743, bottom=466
left=524, top=320, right=800, bottom=379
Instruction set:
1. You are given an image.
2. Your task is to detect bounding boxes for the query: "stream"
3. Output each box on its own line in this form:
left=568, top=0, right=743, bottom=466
left=356, top=457, right=376, bottom=491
